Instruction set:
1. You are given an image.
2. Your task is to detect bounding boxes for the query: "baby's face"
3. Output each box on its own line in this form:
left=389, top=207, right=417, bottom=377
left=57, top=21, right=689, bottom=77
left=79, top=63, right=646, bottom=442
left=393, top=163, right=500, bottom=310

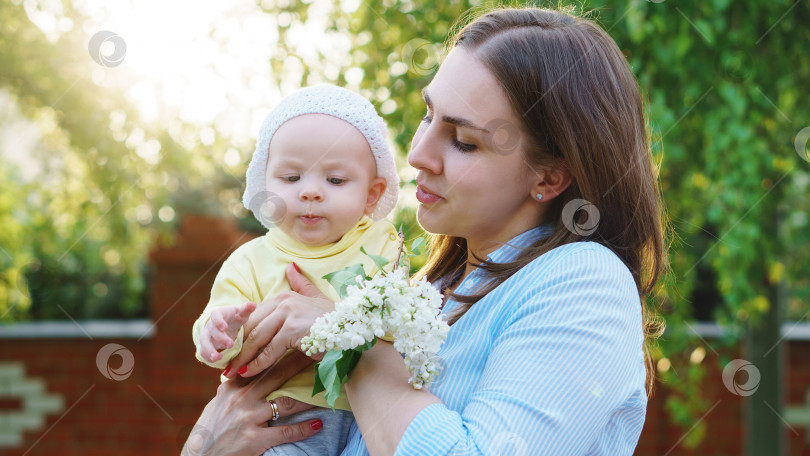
left=264, top=113, right=385, bottom=246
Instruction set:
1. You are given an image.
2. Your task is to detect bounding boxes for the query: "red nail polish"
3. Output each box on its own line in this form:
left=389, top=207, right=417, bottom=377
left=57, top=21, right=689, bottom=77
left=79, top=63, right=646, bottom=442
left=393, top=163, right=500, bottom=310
left=223, top=364, right=231, bottom=376
left=238, top=365, right=247, bottom=375
left=292, top=262, right=300, bottom=273
left=310, top=419, right=323, bottom=430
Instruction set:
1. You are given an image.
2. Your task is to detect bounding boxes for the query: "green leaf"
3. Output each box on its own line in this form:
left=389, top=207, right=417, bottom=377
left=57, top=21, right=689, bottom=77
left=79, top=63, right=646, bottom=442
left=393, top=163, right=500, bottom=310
left=323, top=386, right=340, bottom=411
left=410, top=237, right=425, bottom=255
left=335, top=350, right=362, bottom=382
left=322, top=263, right=367, bottom=299
left=310, top=340, right=378, bottom=411
left=356, top=338, right=377, bottom=353
left=312, top=368, right=326, bottom=396
left=360, top=246, right=391, bottom=272
left=316, top=349, right=344, bottom=411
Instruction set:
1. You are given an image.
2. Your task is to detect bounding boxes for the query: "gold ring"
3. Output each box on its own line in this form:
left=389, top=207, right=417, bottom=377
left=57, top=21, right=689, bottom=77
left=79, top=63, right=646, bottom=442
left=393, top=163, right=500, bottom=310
left=269, top=399, right=280, bottom=422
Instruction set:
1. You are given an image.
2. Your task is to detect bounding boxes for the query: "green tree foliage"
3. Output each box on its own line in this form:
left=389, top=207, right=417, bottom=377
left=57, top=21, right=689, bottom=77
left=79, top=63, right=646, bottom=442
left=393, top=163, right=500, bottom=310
left=614, top=1, right=809, bottom=446
left=0, top=0, right=233, bottom=320
left=0, top=158, right=31, bottom=318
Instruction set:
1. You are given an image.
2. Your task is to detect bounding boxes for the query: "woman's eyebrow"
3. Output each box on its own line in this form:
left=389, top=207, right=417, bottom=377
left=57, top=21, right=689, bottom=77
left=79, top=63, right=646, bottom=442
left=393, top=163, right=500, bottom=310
left=422, top=87, right=490, bottom=133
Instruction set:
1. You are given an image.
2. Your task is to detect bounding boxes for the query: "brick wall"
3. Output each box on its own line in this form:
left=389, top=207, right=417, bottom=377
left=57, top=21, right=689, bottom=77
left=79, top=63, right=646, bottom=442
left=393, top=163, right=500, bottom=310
left=0, top=215, right=258, bottom=455
left=0, top=214, right=807, bottom=455
left=638, top=343, right=810, bottom=455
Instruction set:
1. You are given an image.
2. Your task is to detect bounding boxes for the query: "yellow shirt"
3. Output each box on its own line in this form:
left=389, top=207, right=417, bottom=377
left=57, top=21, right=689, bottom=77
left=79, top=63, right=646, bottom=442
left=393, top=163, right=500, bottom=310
left=192, top=215, right=400, bottom=410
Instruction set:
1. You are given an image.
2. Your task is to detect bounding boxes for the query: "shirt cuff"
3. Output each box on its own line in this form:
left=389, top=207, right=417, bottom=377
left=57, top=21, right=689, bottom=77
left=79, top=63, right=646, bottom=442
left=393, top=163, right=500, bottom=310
left=394, top=403, right=466, bottom=456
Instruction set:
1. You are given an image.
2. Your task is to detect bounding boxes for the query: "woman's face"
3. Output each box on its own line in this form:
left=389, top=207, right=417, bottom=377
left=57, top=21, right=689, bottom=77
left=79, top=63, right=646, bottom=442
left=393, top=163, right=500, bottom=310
left=409, top=47, right=540, bottom=252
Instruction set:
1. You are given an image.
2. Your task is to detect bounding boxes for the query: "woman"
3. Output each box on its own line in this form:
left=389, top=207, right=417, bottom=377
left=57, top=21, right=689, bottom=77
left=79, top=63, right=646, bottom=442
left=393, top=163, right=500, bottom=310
left=185, top=6, right=667, bottom=456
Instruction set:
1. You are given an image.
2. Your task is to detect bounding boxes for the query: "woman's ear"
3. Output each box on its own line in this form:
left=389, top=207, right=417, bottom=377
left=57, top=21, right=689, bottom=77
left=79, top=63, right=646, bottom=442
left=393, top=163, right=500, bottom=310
left=365, top=177, right=387, bottom=215
left=531, top=163, right=572, bottom=202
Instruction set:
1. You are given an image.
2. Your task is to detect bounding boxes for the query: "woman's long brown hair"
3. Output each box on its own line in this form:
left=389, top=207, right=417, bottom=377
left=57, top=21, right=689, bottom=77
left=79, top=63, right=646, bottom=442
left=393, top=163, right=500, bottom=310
left=413, top=7, right=669, bottom=396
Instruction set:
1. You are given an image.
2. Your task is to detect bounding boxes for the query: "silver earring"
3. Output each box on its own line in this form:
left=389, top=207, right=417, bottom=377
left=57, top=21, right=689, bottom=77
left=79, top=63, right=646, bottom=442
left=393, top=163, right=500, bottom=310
left=536, top=193, right=543, bottom=201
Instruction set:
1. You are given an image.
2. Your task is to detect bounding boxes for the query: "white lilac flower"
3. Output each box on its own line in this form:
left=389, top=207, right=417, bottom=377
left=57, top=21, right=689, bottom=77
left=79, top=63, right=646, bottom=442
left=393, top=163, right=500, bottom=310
left=300, top=268, right=449, bottom=389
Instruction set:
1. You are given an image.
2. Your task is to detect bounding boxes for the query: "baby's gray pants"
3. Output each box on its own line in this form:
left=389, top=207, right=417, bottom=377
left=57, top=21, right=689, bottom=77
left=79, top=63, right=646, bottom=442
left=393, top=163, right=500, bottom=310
left=262, top=407, right=354, bottom=456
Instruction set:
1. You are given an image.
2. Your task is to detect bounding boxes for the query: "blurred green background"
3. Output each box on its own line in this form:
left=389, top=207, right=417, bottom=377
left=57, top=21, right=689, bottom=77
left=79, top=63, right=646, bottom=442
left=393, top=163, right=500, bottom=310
left=1, top=0, right=808, bottom=449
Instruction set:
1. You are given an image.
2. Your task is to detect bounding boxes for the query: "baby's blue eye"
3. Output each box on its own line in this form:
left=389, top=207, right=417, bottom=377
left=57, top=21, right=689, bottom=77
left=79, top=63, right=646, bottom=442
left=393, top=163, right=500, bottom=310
left=285, top=176, right=300, bottom=182
left=328, top=177, right=345, bottom=185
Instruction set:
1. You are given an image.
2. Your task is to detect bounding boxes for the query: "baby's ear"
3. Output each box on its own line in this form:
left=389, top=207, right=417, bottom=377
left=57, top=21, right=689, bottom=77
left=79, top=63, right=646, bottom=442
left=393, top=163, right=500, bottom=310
left=365, top=177, right=387, bottom=215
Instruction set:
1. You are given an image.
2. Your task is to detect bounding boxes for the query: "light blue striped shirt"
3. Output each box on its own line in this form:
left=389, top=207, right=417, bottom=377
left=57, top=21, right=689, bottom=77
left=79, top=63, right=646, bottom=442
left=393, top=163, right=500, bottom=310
left=340, top=225, right=647, bottom=455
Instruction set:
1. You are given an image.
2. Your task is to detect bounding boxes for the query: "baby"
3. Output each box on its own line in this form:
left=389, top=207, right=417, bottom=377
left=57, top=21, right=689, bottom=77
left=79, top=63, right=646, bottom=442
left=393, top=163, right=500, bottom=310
left=192, top=85, right=401, bottom=456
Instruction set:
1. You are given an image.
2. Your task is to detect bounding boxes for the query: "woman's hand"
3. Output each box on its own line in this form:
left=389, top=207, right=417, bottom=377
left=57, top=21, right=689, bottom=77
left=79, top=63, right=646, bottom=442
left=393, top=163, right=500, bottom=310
left=182, top=350, right=321, bottom=456
left=223, top=263, right=334, bottom=379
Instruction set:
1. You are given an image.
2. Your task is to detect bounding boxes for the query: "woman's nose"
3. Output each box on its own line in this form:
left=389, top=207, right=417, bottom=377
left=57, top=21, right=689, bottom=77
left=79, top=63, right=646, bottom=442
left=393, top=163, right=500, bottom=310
left=408, top=125, right=443, bottom=175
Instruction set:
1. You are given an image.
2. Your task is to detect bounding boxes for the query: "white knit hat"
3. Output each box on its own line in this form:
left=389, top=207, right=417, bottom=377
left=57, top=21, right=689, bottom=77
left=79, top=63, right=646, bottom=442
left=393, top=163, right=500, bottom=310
left=242, top=84, right=400, bottom=229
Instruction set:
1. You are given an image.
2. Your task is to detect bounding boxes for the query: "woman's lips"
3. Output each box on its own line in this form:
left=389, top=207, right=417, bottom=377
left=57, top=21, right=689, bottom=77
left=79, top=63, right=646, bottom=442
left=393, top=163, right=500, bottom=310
left=416, top=185, right=444, bottom=204
left=299, top=215, right=323, bottom=225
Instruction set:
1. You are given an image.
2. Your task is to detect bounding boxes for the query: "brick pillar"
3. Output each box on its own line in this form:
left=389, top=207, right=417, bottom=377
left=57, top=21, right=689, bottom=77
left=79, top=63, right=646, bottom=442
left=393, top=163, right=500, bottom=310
left=144, top=214, right=259, bottom=452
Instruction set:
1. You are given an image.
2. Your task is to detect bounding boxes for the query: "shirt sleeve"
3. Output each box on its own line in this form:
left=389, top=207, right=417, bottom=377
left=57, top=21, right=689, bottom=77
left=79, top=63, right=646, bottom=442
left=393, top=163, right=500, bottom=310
left=394, top=245, right=645, bottom=456
left=191, top=256, right=255, bottom=369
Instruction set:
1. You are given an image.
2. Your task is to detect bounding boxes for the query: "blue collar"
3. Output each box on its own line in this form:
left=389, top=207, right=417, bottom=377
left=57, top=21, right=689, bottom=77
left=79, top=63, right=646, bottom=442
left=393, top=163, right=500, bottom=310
left=434, top=223, right=555, bottom=294
left=485, top=223, right=555, bottom=264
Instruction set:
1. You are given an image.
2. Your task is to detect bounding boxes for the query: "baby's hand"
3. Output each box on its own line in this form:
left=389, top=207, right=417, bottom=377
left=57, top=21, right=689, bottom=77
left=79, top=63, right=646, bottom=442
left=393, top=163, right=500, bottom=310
left=198, top=301, right=257, bottom=363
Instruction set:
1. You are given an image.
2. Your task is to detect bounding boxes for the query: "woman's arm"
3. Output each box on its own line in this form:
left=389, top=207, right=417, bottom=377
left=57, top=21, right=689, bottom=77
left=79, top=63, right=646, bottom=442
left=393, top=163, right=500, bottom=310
left=343, top=341, right=442, bottom=455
